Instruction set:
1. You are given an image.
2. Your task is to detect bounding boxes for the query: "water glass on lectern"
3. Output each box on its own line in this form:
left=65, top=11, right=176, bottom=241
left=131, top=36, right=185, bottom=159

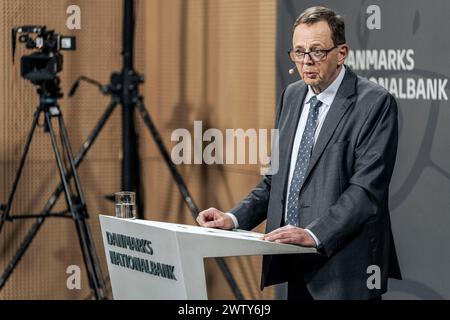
left=115, top=191, right=136, bottom=219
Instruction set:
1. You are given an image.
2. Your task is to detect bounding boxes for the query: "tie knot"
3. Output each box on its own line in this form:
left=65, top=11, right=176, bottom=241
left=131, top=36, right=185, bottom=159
left=309, top=96, right=322, bottom=109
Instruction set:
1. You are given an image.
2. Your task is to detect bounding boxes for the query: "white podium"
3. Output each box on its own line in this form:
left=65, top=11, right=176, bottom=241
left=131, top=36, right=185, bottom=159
left=99, top=215, right=316, bottom=300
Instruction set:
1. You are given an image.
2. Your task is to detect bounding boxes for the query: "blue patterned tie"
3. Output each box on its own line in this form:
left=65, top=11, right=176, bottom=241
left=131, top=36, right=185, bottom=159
left=286, top=95, right=322, bottom=226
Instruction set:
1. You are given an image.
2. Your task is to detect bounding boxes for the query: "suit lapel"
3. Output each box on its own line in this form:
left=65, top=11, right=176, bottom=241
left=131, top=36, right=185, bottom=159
left=269, top=82, right=307, bottom=229
left=302, top=68, right=357, bottom=187
left=278, top=83, right=308, bottom=184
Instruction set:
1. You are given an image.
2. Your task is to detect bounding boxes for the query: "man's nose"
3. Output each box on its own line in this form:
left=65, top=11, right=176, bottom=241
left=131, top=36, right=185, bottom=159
left=303, top=53, right=314, bottom=64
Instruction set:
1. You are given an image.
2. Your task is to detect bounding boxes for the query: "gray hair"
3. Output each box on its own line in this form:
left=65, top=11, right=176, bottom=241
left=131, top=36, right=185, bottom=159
left=293, top=6, right=346, bottom=46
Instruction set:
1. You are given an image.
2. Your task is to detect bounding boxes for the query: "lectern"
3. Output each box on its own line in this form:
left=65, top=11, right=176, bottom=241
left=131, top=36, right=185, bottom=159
left=99, top=215, right=317, bottom=299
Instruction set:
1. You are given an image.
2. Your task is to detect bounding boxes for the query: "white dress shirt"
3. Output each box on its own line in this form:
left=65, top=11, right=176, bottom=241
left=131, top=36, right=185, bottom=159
left=227, top=66, right=347, bottom=247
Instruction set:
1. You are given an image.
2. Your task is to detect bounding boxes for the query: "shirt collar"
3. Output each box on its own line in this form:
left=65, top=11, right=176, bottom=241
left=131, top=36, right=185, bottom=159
left=304, top=65, right=346, bottom=106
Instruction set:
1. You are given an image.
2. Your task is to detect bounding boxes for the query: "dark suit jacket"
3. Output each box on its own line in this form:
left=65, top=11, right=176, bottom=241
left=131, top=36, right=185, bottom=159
left=230, top=67, right=402, bottom=299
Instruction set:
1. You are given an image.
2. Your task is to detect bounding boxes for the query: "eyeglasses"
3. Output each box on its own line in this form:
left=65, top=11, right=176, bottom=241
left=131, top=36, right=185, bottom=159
left=288, top=46, right=338, bottom=63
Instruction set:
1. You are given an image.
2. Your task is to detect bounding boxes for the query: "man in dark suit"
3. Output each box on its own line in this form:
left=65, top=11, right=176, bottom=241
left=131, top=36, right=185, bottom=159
left=197, top=6, right=401, bottom=300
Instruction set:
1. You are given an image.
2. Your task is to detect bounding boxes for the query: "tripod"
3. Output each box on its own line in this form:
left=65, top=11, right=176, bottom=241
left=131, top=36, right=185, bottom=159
left=0, top=78, right=107, bottom=299
left=0, top=0, right=243, bottom=299
left=69, top=0, right=243, bottom=299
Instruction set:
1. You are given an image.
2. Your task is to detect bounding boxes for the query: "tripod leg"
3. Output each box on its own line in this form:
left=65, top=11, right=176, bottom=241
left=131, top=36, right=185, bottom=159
left=73, top=100, right=119, bottom=172
left=0, top=108, right=41, bottom=234
left=44, top=111, right=105, bottom=300
left=57, top=113, right=108, bottom=299
left=135, top=99, right=244, bottom=300
left=0, top=217, right=46, bottom=289
left=135, top=99, right=199, bottom=214
left=0, top=109, right=45, bottom=289
left=0, top=101, right=118, bottom=292
left=38, top=100, right=119, bottom=218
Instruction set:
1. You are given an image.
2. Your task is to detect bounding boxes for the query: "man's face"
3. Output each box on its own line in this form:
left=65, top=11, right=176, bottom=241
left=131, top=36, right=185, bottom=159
left=292, top=20, right=348, bottom=93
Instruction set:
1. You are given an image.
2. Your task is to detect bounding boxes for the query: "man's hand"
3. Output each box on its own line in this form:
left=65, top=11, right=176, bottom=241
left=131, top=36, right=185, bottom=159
left=196, top=207, right=235, bottom=230
left=261, top=225, right=317, bottom=247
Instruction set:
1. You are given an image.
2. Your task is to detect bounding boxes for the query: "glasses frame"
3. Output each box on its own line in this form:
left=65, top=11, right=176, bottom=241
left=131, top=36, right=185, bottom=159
left=288, top=45, right=340, bottom=63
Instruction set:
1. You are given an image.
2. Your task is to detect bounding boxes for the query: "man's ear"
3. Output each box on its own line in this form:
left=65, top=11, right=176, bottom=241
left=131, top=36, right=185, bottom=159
left=337, top=44, right=349, bottom=66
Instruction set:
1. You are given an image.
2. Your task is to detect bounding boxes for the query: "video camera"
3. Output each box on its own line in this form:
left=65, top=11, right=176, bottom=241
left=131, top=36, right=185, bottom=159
left=12, top=26, right=76, bottom=83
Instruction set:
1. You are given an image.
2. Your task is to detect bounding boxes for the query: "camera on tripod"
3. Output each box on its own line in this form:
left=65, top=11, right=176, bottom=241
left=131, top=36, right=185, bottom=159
left=12, top=26, right=76, bottom=83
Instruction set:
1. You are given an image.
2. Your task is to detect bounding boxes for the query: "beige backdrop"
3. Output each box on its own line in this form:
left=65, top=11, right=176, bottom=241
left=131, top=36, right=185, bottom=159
left=0, top=0, right=276, bottom=299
